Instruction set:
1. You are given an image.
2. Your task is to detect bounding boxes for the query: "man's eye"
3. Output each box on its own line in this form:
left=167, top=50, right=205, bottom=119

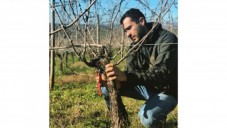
left=127, top=26, right=132, bottom=30
left=124, top=26, right=132, bottom=32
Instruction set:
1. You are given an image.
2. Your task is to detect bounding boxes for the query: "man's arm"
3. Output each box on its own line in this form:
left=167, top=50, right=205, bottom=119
left=123, top=32, right=178, bottom=89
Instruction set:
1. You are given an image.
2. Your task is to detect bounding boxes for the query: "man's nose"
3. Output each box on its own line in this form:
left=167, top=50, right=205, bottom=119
left=126, top=31, right=131, bottom=37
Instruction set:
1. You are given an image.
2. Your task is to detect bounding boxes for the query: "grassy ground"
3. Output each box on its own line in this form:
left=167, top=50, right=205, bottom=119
left=50, top=55, right=177, bottom=128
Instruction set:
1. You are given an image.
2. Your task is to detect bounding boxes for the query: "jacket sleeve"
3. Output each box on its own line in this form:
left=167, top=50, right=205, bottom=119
left=122, top=32, right=178, bottom=90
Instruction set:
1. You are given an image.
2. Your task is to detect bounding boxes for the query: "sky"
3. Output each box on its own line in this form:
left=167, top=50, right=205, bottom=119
left=98, top=0, right=178, bottom=24
left=50, top=0, right=178, bottom=25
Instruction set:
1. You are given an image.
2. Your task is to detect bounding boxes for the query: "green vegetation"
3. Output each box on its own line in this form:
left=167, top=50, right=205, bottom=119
left=50, top=52, right=177, bottom=128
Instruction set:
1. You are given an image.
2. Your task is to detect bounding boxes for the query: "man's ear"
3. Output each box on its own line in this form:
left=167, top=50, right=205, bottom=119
left=139, top=17, right=145, bottom=26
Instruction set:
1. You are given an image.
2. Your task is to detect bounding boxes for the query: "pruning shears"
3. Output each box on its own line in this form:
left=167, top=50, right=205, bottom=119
left=96, top=68, right=105, bottom=97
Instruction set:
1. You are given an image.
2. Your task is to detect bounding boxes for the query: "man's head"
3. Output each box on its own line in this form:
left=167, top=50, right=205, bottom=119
left=120, top=8, right=148, bottom=43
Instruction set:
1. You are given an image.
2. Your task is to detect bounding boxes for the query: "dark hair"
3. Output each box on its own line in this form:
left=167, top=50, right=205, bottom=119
left=120, top=8, right=146, bottom=24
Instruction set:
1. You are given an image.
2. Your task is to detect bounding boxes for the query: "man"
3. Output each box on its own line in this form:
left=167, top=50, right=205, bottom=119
left=96, top=8, right=178, bottom=127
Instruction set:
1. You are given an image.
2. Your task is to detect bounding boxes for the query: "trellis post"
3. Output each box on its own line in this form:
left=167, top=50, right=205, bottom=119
left=49, top=0, right=55, bottom=90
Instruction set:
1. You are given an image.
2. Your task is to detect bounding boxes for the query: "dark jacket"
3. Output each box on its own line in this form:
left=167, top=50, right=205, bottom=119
left=122, top=22, right=178, bottom=99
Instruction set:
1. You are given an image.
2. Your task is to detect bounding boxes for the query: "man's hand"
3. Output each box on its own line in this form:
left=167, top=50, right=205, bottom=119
left=105, top=64, right=127, bottom=82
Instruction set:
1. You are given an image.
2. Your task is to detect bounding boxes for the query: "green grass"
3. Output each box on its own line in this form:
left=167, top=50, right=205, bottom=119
left=50, top=52, right=177, bottom=128
left=50, top=83, right=177, bottom=128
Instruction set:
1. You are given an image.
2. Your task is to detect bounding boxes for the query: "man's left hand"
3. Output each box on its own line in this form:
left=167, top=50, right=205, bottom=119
left=105, top=64, right=127, bottom=82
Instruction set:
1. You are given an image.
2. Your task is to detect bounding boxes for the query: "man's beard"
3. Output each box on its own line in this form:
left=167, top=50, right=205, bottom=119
left=135, top=26, right=146, bottom=43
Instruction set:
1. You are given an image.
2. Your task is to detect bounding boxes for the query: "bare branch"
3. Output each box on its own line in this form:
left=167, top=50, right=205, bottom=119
left=136, top=0, right=158, bottom=18
left=49, top=0, right=97, bottom=35
left=108, top=0, right=123, bottom=45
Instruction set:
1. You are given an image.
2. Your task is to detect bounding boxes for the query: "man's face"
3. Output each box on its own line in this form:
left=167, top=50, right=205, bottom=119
left=122, top=17, right=146, bottom=43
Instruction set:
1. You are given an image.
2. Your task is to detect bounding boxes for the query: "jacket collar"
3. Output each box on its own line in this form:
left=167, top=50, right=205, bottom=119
left=143, top=22, right=162, bottom=44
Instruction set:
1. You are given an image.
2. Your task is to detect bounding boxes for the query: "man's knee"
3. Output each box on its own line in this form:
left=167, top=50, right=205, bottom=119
left=138, top=105, right=154, bottom=127
left=138, top=105, right=166, bottom=127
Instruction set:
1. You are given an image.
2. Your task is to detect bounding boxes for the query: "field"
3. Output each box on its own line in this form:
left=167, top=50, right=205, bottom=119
left=50, top=54, right=178, bottom=128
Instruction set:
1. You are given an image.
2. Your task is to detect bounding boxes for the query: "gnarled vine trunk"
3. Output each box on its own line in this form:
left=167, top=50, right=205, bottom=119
left=107, top=80, right=130, bottom=128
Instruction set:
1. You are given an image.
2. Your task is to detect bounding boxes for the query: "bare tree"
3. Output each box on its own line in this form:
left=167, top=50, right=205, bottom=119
left=94, top=2, right=100, bottom=44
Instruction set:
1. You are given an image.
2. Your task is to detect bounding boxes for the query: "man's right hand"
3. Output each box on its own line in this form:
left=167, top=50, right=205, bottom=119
left=95, top=68, right=122, bottom=89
